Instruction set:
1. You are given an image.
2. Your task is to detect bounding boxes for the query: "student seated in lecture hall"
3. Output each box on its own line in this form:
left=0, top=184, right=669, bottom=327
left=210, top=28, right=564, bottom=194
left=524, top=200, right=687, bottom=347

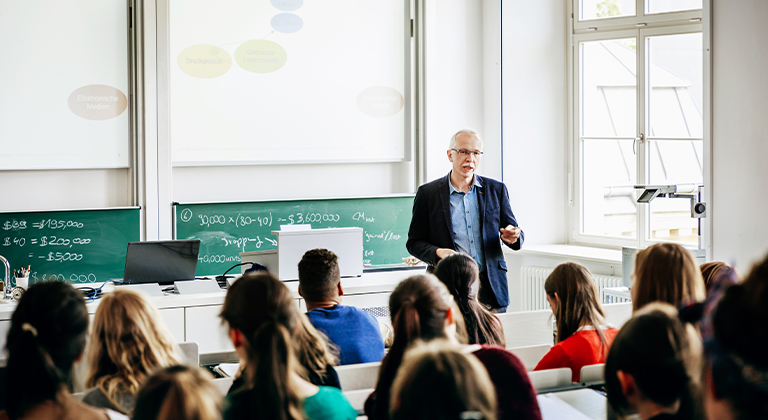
left=432, top=252, right=505, bottom=347
left=605, top=303, right=704, bottom=420
left=631, top=243, right=706, bottom=312
left=221, top=273, right=357, bottom=420
left=0, top=281, right=129, bottom=420
left=83, top=289, right=185, bottom=416
left=533, top=262, right=619, bottom=382
left=388, top=340, right=497, bottom=420
left=365, top=274, right=541, bottom=420
left=132, top=365, right=222, bottom=420
left=297, top=248, right=385, bottom=365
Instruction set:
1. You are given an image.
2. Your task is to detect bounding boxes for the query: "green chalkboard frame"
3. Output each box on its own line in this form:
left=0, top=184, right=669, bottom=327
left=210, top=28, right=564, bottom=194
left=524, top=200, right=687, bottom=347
left=173, top=195, right=415, bottom=276
left=0, top=207, right=141, bottom=285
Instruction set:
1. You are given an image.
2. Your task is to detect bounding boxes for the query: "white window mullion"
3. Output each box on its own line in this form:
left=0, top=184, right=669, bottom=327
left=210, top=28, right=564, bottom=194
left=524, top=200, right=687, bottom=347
left=637, top=29, right=650, bottom=248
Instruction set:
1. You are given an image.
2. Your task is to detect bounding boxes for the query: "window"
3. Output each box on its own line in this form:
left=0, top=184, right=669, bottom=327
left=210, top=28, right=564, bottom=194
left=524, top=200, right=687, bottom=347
left=571, top=0, right=703, bottom=248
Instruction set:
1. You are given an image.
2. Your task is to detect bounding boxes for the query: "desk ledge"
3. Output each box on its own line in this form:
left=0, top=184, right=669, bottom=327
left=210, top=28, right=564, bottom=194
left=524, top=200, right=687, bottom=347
left=505, top=244, right=622, bottom=265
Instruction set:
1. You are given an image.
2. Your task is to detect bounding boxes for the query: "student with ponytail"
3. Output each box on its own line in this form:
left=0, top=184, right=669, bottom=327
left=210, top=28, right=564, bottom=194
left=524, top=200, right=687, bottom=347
left=1, top=281, right=128, bottom=420
left=534, top=262, right=618, bottom=381
left=433, top=253, right=505, bottom=346
left=220, top=273, right=356, bottom=420
left=364, top=274, right=541, bottom=420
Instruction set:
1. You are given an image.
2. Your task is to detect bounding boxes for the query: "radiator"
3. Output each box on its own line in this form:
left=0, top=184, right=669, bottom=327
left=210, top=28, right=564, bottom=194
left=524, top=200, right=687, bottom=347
left=520, top=266, right=628, bottom=311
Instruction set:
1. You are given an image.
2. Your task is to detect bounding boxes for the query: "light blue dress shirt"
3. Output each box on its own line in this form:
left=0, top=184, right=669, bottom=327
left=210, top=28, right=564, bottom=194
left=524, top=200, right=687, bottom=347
left=449, top=175, right=485, bottom=271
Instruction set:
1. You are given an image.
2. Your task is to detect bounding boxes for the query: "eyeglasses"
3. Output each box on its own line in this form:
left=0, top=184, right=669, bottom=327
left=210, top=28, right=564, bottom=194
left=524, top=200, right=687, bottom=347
left=451, top=149, right=483, bottom=157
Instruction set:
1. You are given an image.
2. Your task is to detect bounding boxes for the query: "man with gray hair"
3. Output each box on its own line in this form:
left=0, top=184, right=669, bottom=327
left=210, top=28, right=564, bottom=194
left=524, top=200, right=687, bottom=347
left=406, top=128, right=524, bottom=312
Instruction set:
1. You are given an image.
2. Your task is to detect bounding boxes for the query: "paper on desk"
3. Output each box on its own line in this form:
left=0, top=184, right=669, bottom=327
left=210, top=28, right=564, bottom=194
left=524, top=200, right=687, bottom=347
left=537, top=394, right=593, bottom=420
left=217, top=363, right=241, bottom=378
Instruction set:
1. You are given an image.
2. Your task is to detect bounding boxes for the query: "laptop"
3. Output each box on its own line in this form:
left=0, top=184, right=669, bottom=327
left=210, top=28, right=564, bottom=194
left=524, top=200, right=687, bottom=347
left=122, top=240, right=201, bottom=286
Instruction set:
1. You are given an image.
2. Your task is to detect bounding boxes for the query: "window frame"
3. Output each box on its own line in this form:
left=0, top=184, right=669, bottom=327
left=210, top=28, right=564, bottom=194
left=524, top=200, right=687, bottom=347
left=568, top=0, right=704, bottom=249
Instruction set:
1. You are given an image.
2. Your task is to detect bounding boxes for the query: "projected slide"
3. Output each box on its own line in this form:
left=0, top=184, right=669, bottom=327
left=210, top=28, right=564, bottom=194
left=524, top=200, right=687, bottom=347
left=169, top=0, right=408, bottom=165
left=0, top=1, right=130, bottom=170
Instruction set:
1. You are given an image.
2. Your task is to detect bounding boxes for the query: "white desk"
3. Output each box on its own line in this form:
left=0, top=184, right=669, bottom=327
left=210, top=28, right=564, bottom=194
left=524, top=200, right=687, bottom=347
left=0, top=268, right=421, bottom=366
left=538, top=389, right=607, bottom=420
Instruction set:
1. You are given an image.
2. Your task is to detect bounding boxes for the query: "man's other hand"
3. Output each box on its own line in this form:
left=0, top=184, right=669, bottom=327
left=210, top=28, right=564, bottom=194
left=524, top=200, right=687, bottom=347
left=436, top=248, right=456, bottom=260
left=500, top=225, right=521, bottom=245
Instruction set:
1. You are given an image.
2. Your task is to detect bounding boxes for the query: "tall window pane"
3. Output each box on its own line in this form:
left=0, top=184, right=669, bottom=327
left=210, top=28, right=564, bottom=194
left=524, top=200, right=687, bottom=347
left=581, top=39, right=637, bottom=138
left=580, top=0, right=636, bottom=21
left=583, top=139, right=638, bottom=238
left=646, top=32, right=703, bottom=245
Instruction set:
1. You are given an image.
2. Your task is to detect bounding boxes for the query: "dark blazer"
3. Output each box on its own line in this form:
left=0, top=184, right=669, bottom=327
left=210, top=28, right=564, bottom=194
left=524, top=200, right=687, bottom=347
left=406, top=173, right=523, bottom=307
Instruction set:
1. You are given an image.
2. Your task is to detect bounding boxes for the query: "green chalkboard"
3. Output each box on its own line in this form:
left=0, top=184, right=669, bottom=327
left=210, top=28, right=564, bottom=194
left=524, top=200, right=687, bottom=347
left=0, top=208, right=140, bottom=285
left=174, top=196, right=415, bottom=276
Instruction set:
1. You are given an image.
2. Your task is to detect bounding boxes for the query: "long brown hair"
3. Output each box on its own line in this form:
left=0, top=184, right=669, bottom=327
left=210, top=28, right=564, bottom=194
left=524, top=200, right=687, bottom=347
left=133, top=365, right=222, bottom=420
left=605, top=303, right=703, bottom=420
left=390, top=340, right=497, bottom=420
left=632, top=243, right=706, bottom=312
left=293, top=309, right=338, bottom=383
left=369, top=274, right=458, bottom=420
left=544, top=262, right=608, bottom=350
left=220, top=273, right=304, bottom=420
left=433, top=253, right=505, bottom=347
left=86, top=289, right=184, bottom=414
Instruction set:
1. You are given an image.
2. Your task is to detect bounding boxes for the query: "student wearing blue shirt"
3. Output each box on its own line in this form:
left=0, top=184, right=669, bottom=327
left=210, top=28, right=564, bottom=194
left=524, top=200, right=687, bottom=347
left=298, top=248, right=385, bottom=365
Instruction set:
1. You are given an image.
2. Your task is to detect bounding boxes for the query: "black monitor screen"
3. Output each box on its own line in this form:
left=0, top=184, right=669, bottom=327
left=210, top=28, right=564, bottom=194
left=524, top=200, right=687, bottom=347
left=122, top=240, right=200, bottom=285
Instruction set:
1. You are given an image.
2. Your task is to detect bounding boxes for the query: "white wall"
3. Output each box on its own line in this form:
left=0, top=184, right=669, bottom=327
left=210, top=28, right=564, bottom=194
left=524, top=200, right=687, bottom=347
left=501, top=0, right=567, bottom=245
left=711, top=0, right=768, bottom=271
left=0, top=169, right=131, bottom=212
left=424, top=0, right=490, bottom=182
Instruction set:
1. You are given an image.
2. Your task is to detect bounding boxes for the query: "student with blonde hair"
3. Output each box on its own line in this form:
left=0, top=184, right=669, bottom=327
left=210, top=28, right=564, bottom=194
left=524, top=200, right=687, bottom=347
left=533, top=262, right=618, bottom=381
left=605, top=303, right=704, bottom=420
left=221, top=273, right=356, bottom=420
left=632, top=243, right=706, bottom=312
left=0, top=281, right=128, bottom=420
left=84, top=289, right=185, bottom=415
left=293, top=312, right=341, bottom=388
left=389, top=340, right=497, bottom=420
left=132, top=365, right=222, bottom=420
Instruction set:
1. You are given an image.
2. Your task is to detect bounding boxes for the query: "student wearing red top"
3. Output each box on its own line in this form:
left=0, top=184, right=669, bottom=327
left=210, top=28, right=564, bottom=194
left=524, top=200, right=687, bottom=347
left=534, top=262, right=618, bottom=382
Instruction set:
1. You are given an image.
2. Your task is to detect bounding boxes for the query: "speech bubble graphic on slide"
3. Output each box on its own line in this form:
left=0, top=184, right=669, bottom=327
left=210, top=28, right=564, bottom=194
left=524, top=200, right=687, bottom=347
left=271, top=13, right=303, bottom=33
left=356, top=86, right=404, bottom=118
left=235, top=40, right=288, bottom=73
left=177, top=45, right=232, bottom=78
left=68, top=85, right=128, bottom=120
left=271, top=0, right=303, bottom=11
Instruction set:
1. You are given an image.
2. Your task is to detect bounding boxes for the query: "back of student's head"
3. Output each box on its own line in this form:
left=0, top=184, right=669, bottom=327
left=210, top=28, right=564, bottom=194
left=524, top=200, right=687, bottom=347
left=5, top=280, right=89, bottom=419
left=706, top=253, right=768, bottom=420
left=298, top=248, right=340, bottom=303
left=389, top=340, right=496, bottom=420
left=699, top=261, right=734, bottom=293
left=433, top=253, right=505, bottom=346
left=371, top=274, right=456, bottom=420
left=87, top=289, right=183, bottom=410
left=605, top=302, right=703, bottom=420
left=545, top=262, right=608, bottom=346
left=132, top=365, right=222, bottom=420
left=220, top=273, right=303, bottom=420
left=632, top=243, right=706, bottom=312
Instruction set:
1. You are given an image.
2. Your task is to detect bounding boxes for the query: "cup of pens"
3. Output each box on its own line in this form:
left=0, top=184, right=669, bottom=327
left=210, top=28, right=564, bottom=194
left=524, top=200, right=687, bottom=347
left=14, top=266, right=30, bottom=290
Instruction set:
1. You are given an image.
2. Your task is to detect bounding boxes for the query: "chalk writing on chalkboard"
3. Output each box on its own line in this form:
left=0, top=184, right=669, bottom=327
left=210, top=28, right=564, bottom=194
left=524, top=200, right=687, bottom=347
left=174, top=196, right=414, bottom=276
left=0, top=208, right=140, bottom=285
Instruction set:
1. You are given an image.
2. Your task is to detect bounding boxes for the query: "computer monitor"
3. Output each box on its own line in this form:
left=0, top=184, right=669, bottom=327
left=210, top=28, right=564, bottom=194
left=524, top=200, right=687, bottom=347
left=122, top=240, right=200, bottom=285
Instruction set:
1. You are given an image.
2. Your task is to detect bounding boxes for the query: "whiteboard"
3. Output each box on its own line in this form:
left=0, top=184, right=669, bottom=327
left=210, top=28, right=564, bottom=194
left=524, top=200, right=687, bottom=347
left=166, top=0, right=411, bottom=166
left=0, top=0, right=130, bottom=170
